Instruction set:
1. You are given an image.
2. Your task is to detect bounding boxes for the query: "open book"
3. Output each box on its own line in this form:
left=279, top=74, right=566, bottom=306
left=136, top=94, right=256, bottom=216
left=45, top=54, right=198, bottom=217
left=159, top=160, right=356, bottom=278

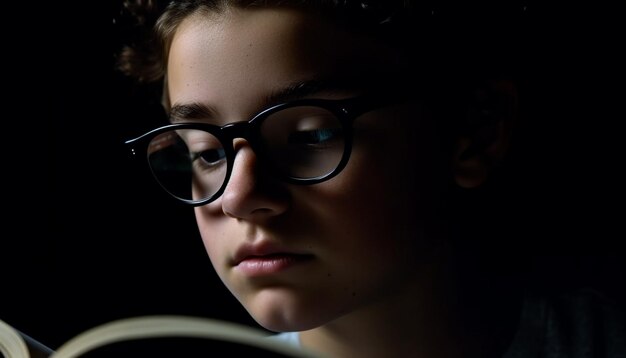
left=1, top=315, right=320, bottom=357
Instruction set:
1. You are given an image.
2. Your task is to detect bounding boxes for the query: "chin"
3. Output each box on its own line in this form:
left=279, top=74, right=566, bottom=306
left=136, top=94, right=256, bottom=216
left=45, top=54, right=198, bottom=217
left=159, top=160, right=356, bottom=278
left=249, top=305, right=321, bottom=333
left=254, top=314, right=325, bottom=333
left=244, top=290, right=332, bottom=333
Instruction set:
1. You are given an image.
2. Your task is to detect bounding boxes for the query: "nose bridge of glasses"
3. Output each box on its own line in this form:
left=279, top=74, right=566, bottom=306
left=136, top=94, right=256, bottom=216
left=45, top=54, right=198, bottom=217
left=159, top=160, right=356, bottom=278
left=221, top=120, right=250, bottom=137
left=221, top=121, right=260, bottom=151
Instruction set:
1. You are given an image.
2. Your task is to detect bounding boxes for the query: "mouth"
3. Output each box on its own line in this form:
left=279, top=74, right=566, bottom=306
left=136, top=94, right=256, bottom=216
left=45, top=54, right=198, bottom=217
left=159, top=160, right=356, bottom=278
left=235, top=253, right=314, bottom=277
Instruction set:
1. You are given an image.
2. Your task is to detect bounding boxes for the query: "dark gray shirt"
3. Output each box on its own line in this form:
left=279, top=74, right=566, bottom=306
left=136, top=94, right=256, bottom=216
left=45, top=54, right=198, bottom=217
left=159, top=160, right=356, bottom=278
left=504, top=287, right=625, bottom=357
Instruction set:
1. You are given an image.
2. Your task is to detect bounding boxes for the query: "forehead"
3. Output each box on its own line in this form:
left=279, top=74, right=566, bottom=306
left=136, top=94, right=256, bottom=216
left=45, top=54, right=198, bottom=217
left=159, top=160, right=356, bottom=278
left=166, top=7, right=405, bottom=106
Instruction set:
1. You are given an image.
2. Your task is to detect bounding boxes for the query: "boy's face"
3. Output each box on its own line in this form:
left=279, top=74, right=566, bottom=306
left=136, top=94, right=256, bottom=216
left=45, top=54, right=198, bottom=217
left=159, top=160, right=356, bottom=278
left=167, top=8, right=447, bottom=332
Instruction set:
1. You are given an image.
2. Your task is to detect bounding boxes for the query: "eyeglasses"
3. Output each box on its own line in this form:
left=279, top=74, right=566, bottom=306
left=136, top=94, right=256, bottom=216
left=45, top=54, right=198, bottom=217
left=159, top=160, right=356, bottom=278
left=125, top=94, right=398, bottom=206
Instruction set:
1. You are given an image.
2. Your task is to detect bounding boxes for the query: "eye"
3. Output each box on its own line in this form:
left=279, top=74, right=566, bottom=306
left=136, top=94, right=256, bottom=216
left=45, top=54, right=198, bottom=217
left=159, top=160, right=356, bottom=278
left=192, top=148, right=226, bottom=168
left=177, top=129, right=226, bottom=170
left=288, top=128, right=342, bottom=147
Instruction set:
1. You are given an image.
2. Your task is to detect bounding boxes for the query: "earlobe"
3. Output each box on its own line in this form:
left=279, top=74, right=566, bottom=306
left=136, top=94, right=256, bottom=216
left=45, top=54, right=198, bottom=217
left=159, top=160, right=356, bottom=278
left=452, top=79, right=518, bottom=189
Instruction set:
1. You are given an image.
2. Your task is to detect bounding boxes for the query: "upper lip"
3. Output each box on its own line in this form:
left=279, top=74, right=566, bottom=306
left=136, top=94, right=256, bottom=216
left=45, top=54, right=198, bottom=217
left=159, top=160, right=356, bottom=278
left=232, top=241, right=311, bottom=266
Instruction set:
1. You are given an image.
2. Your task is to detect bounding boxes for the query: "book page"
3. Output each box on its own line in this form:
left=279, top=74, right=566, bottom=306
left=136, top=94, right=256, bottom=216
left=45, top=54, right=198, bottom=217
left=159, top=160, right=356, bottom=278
left=0, top=319, right=29, bottom=358
left=49, top=315, right=320, bottom=358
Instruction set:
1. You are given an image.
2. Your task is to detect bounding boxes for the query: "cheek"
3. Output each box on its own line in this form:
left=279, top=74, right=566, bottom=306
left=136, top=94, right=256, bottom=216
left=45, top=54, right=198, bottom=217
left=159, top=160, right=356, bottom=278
left=320, top=136, right=446, bottom=297
left=327, top=168, right=418, bottom=259
left=194, top=207, right=228, bottom=271
left=328, top=115, right=445, bottom=252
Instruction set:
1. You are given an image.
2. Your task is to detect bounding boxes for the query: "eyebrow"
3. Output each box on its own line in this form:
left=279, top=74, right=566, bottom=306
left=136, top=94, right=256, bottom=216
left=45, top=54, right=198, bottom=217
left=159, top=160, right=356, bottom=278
left=169, top=78, right=355, bottom=123
left=169, top=102, right=216, bottom=123
left=264, top=79, right=352, bottom=106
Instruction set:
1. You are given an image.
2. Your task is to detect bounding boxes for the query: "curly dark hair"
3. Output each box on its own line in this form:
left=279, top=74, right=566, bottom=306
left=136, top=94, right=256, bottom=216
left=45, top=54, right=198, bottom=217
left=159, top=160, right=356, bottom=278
left=114, top=0, right=529, bottom=84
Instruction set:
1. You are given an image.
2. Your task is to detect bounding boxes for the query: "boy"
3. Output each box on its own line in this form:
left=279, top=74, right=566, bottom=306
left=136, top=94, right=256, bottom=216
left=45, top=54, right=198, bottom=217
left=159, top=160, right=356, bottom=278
left=118, top=1, right=625, bottom=357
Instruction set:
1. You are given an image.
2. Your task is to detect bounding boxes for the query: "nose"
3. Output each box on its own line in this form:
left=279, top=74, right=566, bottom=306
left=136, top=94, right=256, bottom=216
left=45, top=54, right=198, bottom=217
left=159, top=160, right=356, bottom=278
left=221, top=139, right=289, bottom=221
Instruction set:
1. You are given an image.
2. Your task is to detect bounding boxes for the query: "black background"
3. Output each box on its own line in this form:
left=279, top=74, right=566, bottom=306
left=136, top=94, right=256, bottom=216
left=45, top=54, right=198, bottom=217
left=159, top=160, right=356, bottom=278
left=3, top=1, right=257, bottom=350
left=3, top=1, right=624, bottom=353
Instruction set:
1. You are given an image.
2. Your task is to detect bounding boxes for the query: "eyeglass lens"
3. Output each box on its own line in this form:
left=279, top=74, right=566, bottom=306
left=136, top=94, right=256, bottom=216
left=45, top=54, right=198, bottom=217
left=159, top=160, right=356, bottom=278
left=146, top=105, right=346, bottom=203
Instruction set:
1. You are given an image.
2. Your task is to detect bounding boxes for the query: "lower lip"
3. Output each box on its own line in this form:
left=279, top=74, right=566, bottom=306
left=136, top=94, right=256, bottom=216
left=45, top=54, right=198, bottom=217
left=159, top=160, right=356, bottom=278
left=236, top=254, right=312, bottom=277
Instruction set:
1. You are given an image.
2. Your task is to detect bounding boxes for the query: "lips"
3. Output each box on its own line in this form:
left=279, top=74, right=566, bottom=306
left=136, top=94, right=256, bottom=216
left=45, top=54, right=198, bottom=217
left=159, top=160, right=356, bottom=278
left=232, top=242, right=313, bottom=277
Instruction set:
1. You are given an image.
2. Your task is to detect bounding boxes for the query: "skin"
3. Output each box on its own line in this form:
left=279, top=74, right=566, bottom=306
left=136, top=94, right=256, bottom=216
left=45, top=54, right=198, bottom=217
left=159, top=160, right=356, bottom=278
left=165, top=6, right=518, bottom=358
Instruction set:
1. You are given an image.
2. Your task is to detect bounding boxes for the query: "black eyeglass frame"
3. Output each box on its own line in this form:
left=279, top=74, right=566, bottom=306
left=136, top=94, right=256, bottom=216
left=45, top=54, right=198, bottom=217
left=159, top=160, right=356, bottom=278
left=125, top=94, right=401, bottom=206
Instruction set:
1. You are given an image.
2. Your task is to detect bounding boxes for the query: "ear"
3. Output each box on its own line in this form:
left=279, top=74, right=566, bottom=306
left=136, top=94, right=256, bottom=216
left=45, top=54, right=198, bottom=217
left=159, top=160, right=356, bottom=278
left=452, top=79, right=518, bottom=189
